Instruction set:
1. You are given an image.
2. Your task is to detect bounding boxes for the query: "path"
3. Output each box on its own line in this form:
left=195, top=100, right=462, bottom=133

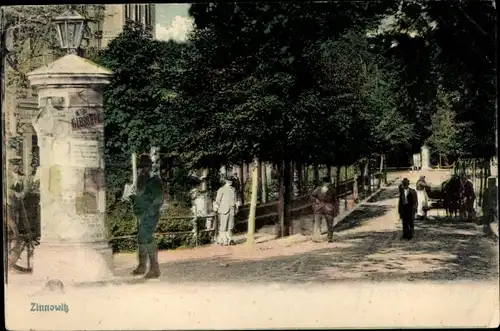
left=113, top=169, right=498, bottom=284
left=6, top=170, right=499, bottom=329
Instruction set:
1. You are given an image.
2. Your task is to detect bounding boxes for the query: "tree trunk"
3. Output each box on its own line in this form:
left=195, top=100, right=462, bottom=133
left=303, top=164, right=309, bottom=192
left=296, top=163, right=303, bottom=195
left=363, top=161, right=370, bottom=195
left=276, top=161, right=285, bottom=238
left=335, top=165, right=341, bottom=191
left=257, top=160, right=263, bottom=203
left=472, top=159, right=477, bottom=209
left=238, top=165, right=244, bottom=205
left=261, top=162, right=268, bottom=203
left=326, top=164, right=332, bottom=182
left=353, top=174, right=359, bottom=202
left=247, top=157, right=259, bottom=245
left=283, top=159, right=293, bottom=235
left=479, top=162, right=485, bottom=206
left=344, top=166, right=349, bottom=210
left=313, top=163, right=320, bottom=186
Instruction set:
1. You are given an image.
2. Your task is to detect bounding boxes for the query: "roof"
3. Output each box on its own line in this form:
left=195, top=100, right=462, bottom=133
left=28, top=54, right=112, bottom=76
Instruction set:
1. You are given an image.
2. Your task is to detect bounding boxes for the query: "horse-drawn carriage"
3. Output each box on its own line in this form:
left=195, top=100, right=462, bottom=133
left=427, top=174, right=476, bottom=220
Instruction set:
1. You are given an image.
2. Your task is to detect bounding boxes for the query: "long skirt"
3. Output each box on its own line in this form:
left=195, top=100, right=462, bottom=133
left=416, top=189, right=429, bottom=217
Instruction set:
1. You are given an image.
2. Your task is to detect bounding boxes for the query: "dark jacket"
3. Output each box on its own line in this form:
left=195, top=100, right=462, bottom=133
left=398, top=185, right=417, bottom=218
left=133, top=175, right=164, bottom=217
left=311, top=184, right=338, bottom=216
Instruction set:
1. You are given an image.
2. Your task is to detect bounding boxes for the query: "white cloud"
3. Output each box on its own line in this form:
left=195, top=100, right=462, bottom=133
left=155, top=15, right=195, bottom=42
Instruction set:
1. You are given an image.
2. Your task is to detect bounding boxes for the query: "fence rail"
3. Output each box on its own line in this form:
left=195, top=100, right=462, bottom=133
left=108, top=169, right=390, bottom=247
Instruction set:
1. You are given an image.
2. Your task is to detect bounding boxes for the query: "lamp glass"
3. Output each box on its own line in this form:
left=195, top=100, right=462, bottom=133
left=53, top=10, right=86, bottom=51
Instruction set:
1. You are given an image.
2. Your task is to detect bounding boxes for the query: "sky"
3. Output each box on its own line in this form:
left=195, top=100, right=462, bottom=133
left=155, top=4, right=194, bottom=42
left=153, top=4, right=431, bottom=43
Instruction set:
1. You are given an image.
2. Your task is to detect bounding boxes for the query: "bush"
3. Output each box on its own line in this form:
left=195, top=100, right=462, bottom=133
left=106, top=202, right=213, bottom=253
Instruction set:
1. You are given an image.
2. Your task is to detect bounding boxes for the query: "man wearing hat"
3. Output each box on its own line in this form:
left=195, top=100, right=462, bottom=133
left=6, top=156, right=26, bottom=243
left=131, top=154, right=164, bottom=278
left=398, top=178, right=417, bottom=240
left=459, top=172, right=476, bottom=221
left=213, top=176, right=239, bottom=245
left=310, top=176, right=339, bottom=243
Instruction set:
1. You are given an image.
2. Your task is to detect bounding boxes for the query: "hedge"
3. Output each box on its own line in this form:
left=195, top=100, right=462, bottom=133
left=106, top=201, right=212, bottom=253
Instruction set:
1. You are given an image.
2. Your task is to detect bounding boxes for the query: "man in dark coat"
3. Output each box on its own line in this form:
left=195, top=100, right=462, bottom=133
left=7, top=156, right=25, bottom=242
left=398, top=178, right=417, bottom=240
left=310, top=177, right=339, bottom=243
left=460, top=173, right=476, bottom=221
left=131, top=154, right=164, bottom=279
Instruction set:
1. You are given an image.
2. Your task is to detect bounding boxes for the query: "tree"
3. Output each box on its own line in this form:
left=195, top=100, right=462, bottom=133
left=425, top=89, right=461, bottom=158
left=380, top=0, right=496, bottom=158
left=93, top=21, right=185, bottom=200
left=169, top=3, right=402, bottom=236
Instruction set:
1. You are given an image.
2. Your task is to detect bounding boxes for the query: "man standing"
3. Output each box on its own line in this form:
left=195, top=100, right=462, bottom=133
left=131, top=154, right=164, bottom=279
left=310, top=177, right=339, bottom=243
left=6, top=156, right=25, bottom=242
left=6, top=156, right=26, bottom=270
left=398, top=178, right=417, bottom=240
left=460, top=173, right=476, bottom=221
left=214, top=176, right=239, bottom=246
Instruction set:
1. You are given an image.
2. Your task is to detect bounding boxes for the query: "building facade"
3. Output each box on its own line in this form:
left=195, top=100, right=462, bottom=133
left=101, top=4, right=156, bottom=48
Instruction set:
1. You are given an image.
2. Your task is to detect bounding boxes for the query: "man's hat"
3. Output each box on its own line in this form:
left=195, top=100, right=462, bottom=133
left=8, top=156, right=22, bottom=164
left=137, top=154, right=152, bottom=168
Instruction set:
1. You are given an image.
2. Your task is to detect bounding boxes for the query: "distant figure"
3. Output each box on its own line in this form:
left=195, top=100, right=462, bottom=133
left=310, top=177, right=338, bottom=243
left=131, top=155, right=164, bottom=279
left=415, top=175, right=430, bottom=220
left=398, top=178, right=417, bottom=240
left=460, top=173, right=476, bottom=221
left=214, top=176, right=239, bottom=246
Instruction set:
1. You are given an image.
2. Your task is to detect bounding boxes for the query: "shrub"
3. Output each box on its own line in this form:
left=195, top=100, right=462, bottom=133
left=106, top=202, right=212, bottom=253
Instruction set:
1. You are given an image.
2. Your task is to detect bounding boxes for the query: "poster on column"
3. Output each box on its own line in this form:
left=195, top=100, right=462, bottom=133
left=70, top=139, right=100, bottom=168
left=70, top=107, right=103, bottom=140
left=68, top=90, right=101, bottom=106
left=75, top=167, right=104, bottom=215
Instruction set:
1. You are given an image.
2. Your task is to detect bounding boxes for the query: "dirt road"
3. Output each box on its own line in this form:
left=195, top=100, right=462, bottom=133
left=6, top=170, right=499, bottom=329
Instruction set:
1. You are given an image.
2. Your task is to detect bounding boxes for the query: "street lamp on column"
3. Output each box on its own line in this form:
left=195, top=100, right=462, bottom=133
left=53, top=8, right=86, bottom=55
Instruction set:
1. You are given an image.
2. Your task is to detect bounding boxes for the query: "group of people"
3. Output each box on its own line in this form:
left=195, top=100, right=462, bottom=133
left=397, top=173, right=477, bottom=240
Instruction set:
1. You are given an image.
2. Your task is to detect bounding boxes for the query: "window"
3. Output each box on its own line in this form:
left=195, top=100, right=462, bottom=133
left=145, top=5, right=151, bottom=26
left=138, top=5, right=143, bottom=25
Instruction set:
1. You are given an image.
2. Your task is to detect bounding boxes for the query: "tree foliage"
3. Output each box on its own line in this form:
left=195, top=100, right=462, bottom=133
left=83, top=1, right=496, bottom=236
left=425, top=89, right=462, bottom=157
left=379, top=0, right=496, bottom=158
left=2, top=5, right=105, bottom=92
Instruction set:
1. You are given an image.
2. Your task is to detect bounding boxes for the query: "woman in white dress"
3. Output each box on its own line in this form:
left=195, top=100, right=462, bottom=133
left=416, top=175, right=430, bottom=220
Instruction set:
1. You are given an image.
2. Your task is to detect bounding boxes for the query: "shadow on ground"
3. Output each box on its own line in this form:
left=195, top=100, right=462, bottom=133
left=367, top=188, right=400, bottom=203
left=332, top=204, right=390, bottom=232
left=118, top=202, right=498, bottom=285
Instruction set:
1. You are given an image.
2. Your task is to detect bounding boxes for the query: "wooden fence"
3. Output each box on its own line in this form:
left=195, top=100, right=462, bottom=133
left=107, top=169, right=392, bottom=248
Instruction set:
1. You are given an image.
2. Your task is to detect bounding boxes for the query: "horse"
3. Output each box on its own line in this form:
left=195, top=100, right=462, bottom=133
left=441, top=174, right=476, bottom=220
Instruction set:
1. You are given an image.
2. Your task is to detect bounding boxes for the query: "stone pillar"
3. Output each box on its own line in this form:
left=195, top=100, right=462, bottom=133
left=23, top=132, right=32, bottom=176
left=26, top=54, right=114, bottom=284
left=421, top=145, right=431, bottom=170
